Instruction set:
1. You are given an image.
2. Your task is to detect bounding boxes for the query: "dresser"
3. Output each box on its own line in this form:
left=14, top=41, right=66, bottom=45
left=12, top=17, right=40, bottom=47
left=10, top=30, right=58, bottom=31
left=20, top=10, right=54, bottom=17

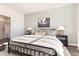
left=0, top=38, right=10, bottom=51
left=56, top=35, right=68, bottom=47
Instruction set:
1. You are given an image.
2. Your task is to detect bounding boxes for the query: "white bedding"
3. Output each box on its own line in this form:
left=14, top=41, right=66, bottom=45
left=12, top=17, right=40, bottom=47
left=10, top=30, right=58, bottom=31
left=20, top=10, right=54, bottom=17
left=32, top=36, right=64, bottom=56
left=11, top=35, right=43, bottom=43
left=43, top=36, right=63, bottom=46
left=11, top=35, right=64, bottom=56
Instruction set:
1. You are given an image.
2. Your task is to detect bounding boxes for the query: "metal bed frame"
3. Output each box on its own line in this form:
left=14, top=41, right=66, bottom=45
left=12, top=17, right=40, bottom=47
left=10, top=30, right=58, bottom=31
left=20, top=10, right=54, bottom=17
left=8, top=41, right=57, bottom=56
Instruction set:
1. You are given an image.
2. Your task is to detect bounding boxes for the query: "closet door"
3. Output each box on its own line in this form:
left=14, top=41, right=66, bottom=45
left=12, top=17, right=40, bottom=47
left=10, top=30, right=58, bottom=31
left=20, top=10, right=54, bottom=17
left=0, top=15, right=10, bottom=39
left=4, top=23, right=10, bottom=38
left=0, top=23, right=4, bottom=39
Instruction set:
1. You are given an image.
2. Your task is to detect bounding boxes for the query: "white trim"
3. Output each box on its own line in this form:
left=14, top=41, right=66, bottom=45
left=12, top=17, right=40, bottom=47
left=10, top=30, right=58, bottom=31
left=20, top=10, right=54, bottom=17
left=68, top=43, right=77, bottom=46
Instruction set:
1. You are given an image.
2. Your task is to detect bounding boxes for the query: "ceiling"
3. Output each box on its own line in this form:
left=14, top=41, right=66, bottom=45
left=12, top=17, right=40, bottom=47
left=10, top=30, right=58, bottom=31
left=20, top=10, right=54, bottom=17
left=3, top=3, right=74, bottom=14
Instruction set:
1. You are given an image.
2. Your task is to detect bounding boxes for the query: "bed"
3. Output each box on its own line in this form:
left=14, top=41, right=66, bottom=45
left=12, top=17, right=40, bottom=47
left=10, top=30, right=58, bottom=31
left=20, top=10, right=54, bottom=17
left=8, top=35, right=64, bottom=56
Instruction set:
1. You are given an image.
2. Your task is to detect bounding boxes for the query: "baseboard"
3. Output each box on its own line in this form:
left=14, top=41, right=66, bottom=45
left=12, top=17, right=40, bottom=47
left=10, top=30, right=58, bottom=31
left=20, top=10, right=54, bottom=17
left=68, top=43, right=79, bottom=50
left=68, top=43, right=77, bottom=46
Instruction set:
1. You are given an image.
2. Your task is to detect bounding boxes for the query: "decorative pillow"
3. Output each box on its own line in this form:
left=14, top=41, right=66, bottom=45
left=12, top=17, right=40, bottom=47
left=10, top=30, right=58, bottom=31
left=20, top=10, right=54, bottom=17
left=33, top=32, right=47, bottom=35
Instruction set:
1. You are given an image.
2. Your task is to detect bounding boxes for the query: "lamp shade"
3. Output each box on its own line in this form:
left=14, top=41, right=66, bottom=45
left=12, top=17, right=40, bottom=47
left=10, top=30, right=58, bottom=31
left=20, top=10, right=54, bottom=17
left=27, top=27, right=32, bottom=30
left=57, top=26, right=65, bottom=30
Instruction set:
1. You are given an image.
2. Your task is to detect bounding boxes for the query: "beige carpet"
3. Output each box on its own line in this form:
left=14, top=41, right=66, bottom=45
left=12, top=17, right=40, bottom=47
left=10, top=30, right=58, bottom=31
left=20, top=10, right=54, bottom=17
left=63, top=47, right=71, bottom=56
left=67, top=46, right=79, bottom=56
left=0, top=46, right=71, bottom=56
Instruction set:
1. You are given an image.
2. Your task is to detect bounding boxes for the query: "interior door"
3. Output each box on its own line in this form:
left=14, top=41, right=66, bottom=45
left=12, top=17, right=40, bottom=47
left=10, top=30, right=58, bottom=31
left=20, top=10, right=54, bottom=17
left=4, top=23, right=10, bottom=38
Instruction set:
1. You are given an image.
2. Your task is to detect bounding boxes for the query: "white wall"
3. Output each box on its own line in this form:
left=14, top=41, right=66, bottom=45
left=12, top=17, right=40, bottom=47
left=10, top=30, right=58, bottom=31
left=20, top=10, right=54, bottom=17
left=76, top=4, right=79, bottom=49
left=24, top=5, right=77, bottom=44
left=0, top=4, right=24, bottom=38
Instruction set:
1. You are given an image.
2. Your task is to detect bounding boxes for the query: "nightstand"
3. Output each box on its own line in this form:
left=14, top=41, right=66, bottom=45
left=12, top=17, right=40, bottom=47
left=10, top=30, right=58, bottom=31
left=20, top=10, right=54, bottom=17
left=0, top=38, right=10, bottom=51
left=25, top=31, right=31, bottom=35
left=56, top=35, right=68, bottom=47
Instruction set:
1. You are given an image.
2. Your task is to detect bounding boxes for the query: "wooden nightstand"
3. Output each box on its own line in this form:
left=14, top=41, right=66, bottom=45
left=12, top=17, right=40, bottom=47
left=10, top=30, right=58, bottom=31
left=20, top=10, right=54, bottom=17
left=56, top=35, right=68, bottom=47
left=0, top=38, right=10, bottom=51
left=25, top=31, right=31, bottom=35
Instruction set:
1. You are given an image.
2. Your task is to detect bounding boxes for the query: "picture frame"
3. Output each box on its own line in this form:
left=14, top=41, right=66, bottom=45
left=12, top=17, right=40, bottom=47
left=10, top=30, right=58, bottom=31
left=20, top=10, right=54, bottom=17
left=38, top=17, right=50, bottom=27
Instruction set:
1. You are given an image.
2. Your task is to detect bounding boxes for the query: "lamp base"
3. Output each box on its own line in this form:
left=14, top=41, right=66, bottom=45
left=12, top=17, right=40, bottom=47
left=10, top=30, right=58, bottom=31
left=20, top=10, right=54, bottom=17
left=58, top=30, right=64, bottom=35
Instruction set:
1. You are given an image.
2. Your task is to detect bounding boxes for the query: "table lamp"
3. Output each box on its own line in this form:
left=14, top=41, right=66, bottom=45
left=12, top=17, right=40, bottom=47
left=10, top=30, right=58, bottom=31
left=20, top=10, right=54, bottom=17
left=27, top=27, right=32, bottom=30
left=57, top=26, right=65, bottom=35
left=26, top=27, right=32, bottom=35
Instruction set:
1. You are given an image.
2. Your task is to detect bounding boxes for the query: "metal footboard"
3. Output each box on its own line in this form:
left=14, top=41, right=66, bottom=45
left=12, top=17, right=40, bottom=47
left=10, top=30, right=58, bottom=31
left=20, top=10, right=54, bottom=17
left=8, top=41, right=57, bottom=56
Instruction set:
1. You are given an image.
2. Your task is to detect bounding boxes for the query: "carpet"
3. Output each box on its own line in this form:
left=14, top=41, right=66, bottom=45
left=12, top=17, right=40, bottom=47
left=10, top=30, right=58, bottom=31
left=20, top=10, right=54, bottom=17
left=63, top=47, right=71, bottom=56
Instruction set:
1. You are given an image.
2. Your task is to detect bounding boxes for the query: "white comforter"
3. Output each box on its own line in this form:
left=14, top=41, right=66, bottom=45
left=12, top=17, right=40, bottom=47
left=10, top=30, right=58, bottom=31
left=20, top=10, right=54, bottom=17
left=11, top=35, right=64, bottom=56
left=32, top=36, right=64, bottom=56
left=11, top=35, right=43, bottom=43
